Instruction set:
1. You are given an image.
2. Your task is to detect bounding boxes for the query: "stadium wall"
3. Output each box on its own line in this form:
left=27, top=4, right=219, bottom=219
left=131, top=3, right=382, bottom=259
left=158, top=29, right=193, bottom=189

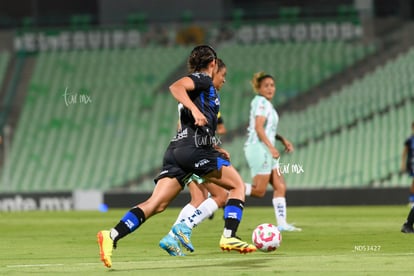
left=0, top=188, right=409, bottom=211
left=104, top=187, right=410, bottom=208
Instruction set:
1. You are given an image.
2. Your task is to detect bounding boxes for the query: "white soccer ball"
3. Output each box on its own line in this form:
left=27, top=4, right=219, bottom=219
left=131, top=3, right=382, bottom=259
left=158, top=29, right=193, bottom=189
left=252, top=223, right=282, bottom=252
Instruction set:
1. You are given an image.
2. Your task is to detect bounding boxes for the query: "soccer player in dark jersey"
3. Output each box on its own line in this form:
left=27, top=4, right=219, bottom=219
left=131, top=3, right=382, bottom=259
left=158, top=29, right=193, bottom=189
left=401, top=121, right=414, bottom=233
left=97, top=45, right=255, bottom=268
left=159, top=59, right=230, bottom=256
left=401, top=121, right=414, bottom=205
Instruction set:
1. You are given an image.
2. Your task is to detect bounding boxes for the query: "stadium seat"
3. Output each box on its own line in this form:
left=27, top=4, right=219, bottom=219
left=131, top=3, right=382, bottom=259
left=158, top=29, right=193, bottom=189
left=0, top=51, right=10, bottom=89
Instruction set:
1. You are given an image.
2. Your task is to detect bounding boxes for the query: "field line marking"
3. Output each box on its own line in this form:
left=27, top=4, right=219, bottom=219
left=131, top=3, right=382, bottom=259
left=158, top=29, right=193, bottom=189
left=6, top=253, right=414, bottom=269
left=7, top=264, right=64, bottom=268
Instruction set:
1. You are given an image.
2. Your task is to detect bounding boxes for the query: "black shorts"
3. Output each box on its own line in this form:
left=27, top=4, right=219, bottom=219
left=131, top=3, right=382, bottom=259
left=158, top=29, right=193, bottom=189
left=154, top=144, right=192, bottom=188
left=154, top=143, right=231, bottom=188
left=173, top=144, right=231, bottom=178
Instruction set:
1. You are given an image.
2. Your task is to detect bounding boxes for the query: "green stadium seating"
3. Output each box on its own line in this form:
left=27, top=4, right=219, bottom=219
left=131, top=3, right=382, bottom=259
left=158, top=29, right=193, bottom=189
left=0, top=51, right=10, bottom=89
left=225, top=47, right=414, bottom=189
left=1, top=46, right=191, bottom=192
left=0, top=41, right=383, bottom=192
left=218, top=41, right=375, bottom=132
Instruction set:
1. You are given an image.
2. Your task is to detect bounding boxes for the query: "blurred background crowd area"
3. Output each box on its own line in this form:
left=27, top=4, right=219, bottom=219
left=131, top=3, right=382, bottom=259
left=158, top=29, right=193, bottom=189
left=0, top=0, right=413, bottom=193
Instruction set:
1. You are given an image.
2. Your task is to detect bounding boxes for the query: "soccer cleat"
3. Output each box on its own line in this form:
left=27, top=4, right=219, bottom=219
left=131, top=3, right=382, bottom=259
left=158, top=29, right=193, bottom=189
left=172, top=223, right=194, bottom=252
left=278, top=224, right=302, bottom=232
left=401, top=223, right=414, bottom=234
left=97, top=230, right=113, bottom=268
left=219, top=236, right=256, bottom=254
left=159, top=235, right=185, bottom=256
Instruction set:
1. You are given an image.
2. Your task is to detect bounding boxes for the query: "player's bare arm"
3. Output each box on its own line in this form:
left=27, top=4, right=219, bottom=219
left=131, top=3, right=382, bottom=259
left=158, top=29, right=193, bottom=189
left=169, top=77, right=208, bottom=126
left=276, top=134, right=294, bottom=153
left=255, top=115, right=279, bottom=158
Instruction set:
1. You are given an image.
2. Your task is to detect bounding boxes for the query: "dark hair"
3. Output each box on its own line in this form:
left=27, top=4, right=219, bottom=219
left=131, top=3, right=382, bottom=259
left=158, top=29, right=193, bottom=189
left=216, top=58, right=226, bottom=72
left=187, top=45, right=217, bottom=73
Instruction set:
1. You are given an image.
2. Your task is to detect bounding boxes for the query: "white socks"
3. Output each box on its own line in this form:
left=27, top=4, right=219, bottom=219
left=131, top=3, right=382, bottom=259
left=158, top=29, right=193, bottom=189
left=245, top=183, right=252, bottom=196
left=109, top=228, right=119, bottom=241
left=168, top=203, right=197, bottom=237
left=174, top=203, right=196, bottom=225
left=174, top=198, right=219, bottom=232
left=272, top=197, right=287, bottom=227
left=183, top=198, right=218, bottom=229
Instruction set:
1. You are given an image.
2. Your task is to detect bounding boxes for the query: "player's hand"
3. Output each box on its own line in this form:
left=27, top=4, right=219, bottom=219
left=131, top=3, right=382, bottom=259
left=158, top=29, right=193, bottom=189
left=216, top=147, right=230, bottom=160
left=283, top=139, right=294, bottom=153
left=269, top=147, right=280, bottom=159
left=191, top=108, right=208, bottom=126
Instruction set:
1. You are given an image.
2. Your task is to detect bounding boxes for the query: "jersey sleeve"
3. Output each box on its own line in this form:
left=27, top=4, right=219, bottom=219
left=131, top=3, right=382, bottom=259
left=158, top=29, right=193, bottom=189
left=188, top=73, right=211, bottom=91
left=254, top=97, right=270, bottom=117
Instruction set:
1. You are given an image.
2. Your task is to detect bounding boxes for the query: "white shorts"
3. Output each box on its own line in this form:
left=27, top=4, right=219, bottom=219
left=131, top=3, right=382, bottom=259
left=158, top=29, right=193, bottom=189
left=244, top=142, right=279, bottom=177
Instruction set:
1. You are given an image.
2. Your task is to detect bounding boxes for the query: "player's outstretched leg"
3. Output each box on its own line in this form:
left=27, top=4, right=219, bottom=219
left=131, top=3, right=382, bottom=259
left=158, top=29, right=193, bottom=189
left=97, top=230, right=114, bottom=268
left=96, top=206, right=146, bottom=268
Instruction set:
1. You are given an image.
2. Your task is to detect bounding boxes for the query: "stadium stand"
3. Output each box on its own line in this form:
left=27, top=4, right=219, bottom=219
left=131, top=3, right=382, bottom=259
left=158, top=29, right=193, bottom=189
left=218, top=41, right=375, bottom=132
left=1, top=46, right=191, bottom=192
left=0, top=51, right=10, bottom=89
left=225, top=46, right=414, bottom=189
left=1, top=40, right=376, bottom=192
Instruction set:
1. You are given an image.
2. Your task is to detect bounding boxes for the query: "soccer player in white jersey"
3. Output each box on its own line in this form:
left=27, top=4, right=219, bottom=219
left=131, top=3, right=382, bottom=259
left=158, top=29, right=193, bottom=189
left=244, top=71, right=301, bottom=232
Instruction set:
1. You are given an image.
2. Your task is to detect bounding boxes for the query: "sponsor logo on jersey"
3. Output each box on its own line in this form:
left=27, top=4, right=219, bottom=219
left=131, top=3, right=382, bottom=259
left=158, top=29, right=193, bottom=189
left=195, top=159, right=210, bottom=168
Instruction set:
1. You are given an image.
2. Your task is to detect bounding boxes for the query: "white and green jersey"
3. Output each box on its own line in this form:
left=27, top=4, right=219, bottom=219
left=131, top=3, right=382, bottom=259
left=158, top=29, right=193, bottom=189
left=245, top=95, right=279, bottom=146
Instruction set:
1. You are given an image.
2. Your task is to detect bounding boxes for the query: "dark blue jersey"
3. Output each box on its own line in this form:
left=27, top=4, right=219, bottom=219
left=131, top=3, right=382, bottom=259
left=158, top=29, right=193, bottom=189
left=175, top=73, right=219, bottom=145
left=405, top=135, right=414, bottom=170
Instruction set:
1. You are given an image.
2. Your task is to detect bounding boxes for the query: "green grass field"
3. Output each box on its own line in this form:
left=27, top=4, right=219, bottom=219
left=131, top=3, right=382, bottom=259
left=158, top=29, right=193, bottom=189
left=1, top=206, right=413, bottom=275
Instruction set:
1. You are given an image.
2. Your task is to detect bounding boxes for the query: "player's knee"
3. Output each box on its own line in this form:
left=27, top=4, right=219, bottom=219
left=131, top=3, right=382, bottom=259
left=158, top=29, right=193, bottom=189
left=251, top=187, right=267, bottom=198
left=214, top=195, right=227, bottom=208
left=276, top=185, right=286, bottom=195
left=154, top=202, right=169, bottom=213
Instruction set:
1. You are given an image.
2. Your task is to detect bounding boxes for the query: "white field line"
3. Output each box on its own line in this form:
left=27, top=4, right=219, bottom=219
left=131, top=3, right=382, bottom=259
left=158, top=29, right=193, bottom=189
left=6, top=253, right=414, bottom=269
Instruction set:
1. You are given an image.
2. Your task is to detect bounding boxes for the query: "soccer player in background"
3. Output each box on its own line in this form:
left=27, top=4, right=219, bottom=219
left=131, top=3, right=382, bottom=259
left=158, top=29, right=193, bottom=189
left=401, top=121, right=414, bottom=207
left=400, top=121, right=414, bottom=233
left=244, top=72, right=301, bottom=232
left=97, top=45, right=255, bottom=268
left=401, top=207, right=414, bottom=233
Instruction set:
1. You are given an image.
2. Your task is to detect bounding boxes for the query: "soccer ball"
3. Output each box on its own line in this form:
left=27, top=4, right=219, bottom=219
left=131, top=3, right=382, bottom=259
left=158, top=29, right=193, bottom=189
left=252, top=223, right=282, bottom=252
